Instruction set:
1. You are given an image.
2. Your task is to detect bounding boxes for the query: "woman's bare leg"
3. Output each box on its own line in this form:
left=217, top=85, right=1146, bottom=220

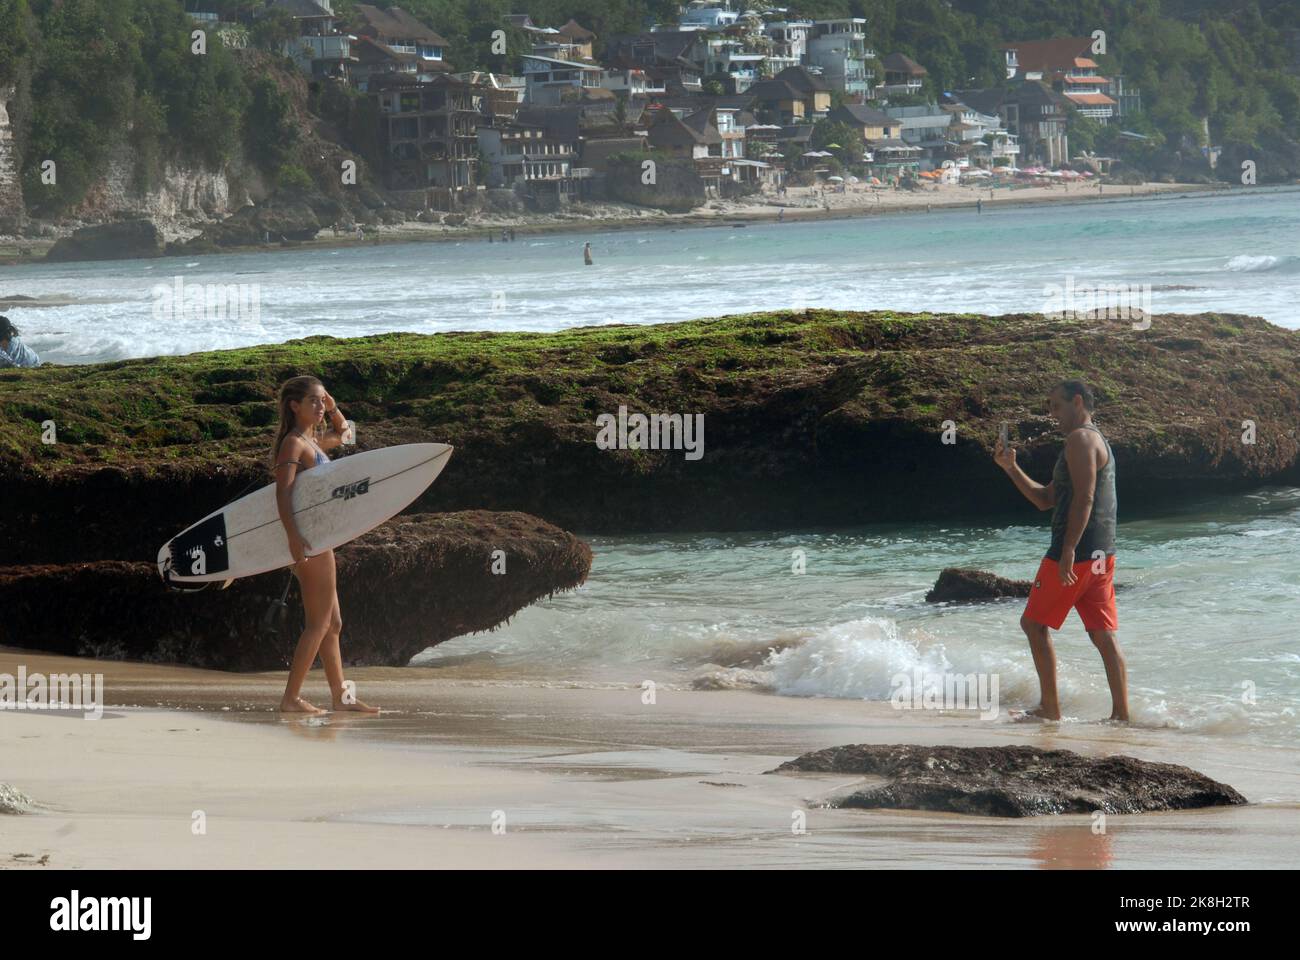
left=314, top=556, right=379, bottom=712
left=279, top=555, right=333, bottom=713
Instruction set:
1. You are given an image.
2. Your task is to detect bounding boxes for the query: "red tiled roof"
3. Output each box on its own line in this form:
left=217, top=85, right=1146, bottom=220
left=1003, top=37, right=1094, bottom=75
left=1066, top=92, right=1117, bottom=106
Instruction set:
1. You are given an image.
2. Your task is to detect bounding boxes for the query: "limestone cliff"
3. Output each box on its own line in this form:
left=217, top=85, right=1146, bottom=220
left=0, top=84, right=21, bottom=233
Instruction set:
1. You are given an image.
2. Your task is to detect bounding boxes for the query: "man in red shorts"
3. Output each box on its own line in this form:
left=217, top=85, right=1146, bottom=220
left=994, top=380, right=1129, bottom=721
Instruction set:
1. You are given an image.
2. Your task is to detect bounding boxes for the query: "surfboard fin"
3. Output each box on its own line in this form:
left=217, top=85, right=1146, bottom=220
left=159, top=554, right=214, bottom=593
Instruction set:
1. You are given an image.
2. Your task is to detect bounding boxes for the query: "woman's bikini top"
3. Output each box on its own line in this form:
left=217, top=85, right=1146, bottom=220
left=275, top=433, right=327, bottom=471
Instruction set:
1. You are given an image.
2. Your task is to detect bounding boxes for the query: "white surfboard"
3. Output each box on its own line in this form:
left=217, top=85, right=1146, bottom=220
left=157, top=443, right=453, bottom=584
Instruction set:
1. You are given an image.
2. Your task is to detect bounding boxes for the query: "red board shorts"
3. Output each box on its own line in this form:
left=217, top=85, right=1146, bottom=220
left=1023, top=554, right=1118, bottom=632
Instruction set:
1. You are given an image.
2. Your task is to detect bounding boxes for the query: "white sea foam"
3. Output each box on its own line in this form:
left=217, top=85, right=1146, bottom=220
left=1224, top=254, right=1283, bottom=272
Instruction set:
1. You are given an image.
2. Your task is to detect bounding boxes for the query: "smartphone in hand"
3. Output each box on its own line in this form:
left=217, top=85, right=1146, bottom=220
left=999, top=421, right=1010, bottom=450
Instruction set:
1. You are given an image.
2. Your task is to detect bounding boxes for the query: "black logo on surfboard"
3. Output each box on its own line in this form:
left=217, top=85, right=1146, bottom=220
left=169, top=513, right=230, bottom=577
left=331, top=477, right=371, bottom=501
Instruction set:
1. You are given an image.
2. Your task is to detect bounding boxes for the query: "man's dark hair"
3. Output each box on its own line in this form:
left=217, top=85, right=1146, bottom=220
left=1055, top=379, right=1095, bottom=412
left=0, top=316, right=16, bottom=340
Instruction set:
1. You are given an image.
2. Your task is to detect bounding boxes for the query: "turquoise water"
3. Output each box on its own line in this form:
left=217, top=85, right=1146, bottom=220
left=418, top=487, right=1300, bottom=747
left=5, top=185, right=1300, bottom=363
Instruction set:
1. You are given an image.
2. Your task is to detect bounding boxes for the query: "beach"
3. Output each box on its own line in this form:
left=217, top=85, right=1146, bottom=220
left=4, top=646, right=1297, bottom=870
left=4, top=186, right=1299, bottom=873
left=0, top=179, right=1213, bottom=263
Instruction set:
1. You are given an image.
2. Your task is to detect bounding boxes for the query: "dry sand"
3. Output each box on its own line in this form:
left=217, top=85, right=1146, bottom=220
left=2, top=646, right=1296, bottom=869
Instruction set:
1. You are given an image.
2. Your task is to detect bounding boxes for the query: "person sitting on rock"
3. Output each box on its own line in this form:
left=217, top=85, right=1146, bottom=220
left=0, top=316, right=41, bottom=368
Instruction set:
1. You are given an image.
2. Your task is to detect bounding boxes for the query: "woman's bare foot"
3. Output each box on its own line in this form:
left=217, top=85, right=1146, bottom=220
left=1013, top=704, right=1061, bottom=721
left=331, top=697, right=380, bottom=714
left=279, top=695, right=327, bottom=714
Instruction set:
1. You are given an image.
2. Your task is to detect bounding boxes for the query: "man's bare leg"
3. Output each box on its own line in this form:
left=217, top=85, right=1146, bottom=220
left=1088, top=629, right=1129, bottom=721
left=1020, top=613, right=1062, bottom=719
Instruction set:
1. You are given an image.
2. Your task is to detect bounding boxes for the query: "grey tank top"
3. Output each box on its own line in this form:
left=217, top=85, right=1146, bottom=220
left=1046, top=423, right=1116, bottom=561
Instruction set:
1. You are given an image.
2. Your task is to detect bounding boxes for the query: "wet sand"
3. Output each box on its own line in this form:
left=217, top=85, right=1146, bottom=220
left=2, top=646, right=1296, bottom=869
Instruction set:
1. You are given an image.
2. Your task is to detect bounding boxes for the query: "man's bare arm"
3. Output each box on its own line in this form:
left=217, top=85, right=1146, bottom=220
left=995, top=440, right=1055, bottom=510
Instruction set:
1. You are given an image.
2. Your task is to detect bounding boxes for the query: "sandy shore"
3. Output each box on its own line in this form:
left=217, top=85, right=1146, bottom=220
left=356, top=179, right=1220, bottom=245
left=0, top=180, right=1223, bottom=264
left=3, top=646, right=1296, bottom=870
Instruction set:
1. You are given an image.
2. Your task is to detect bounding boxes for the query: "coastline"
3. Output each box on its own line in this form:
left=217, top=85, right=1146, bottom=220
left=0, top=180, right=1228, bottom=265
left=3, top=645, right=1297, bottom=869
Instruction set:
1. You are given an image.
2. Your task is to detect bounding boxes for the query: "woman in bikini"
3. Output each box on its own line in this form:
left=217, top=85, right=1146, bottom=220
left=271, top=375, right=379, bottom=715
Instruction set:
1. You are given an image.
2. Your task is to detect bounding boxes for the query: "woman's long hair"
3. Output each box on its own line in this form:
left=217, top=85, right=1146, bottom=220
left=271, top=376, right=323, bottom=471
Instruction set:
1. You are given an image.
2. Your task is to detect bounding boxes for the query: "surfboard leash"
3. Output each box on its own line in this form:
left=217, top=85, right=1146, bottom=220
left=260, top=572, right=294, bottom=637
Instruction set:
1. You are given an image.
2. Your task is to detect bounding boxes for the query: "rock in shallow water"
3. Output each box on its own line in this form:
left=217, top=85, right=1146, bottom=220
left=767, top=744, right=1247, bottom=817
left=44, top=219, right=163, bottom=262
left=925, top=567, right=1031, bottom=602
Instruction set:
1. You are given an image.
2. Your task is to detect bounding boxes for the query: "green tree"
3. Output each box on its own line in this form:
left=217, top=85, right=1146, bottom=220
left=243, top=76, right=298, bottom=174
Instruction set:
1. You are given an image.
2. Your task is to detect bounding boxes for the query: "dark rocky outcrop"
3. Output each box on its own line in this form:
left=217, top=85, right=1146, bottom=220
left=926, top=568, right=1032, bottom=602
left=186, top=197, right=322, bottom=247
left=768, top=744, right=1248, bottom=817
left=0, top=511, right=591, bottom=670
left=44, top=219, right=164, bottom=262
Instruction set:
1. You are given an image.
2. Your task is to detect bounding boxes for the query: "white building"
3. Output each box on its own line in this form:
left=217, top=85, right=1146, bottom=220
left=807, top=19, right=874, bottom=97
left=521, top=54, right=603, bottom=105
left=599, top=66, right=666, bottom=96
left=762, top=20, right=813, bottom=74
left=679, top=4, right=739, bottom=30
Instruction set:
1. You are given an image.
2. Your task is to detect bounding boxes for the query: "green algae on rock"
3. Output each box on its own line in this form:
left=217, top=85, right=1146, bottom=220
left=1, top=310, right=1297, bottom=560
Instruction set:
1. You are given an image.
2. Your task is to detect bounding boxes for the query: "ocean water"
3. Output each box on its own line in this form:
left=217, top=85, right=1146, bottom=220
left=4, top=185, right=1300, bottom=364
left=417, top=487, right=1300, bottom=748
left=5, top=187, right=1298, bottom=748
